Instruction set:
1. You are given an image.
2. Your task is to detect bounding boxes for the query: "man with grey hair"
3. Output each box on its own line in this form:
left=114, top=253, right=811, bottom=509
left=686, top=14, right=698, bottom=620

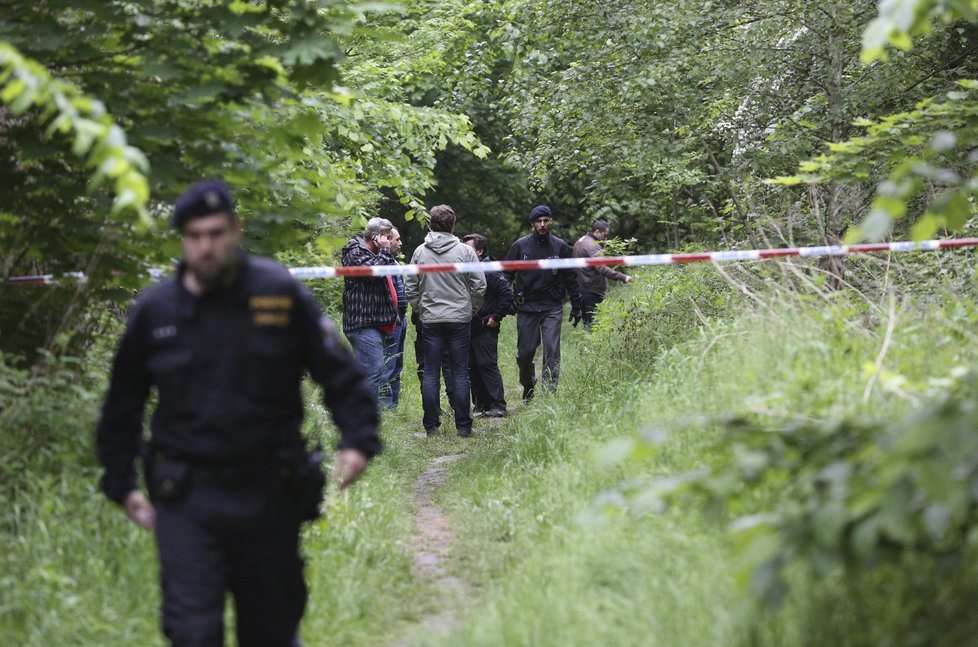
left=342, top=217, right=399, bottom=404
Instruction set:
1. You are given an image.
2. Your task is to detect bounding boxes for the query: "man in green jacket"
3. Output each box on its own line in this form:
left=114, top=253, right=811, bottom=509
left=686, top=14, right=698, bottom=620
left=405, top=205, right=486, bottom=437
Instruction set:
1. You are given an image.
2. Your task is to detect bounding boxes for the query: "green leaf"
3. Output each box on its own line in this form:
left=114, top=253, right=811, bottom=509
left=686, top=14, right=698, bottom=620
left=0, top=77, right=26, bottom=104
left=856, top=208, right=894, bottom=242
left=938, top=191, right=972, bottom=230
left=910, top=212, right=941, bottom=240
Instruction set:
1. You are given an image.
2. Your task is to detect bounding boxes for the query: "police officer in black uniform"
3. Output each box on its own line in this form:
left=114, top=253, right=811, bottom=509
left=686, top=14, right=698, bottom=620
left=505, top=205, right=582, bottom=401
left=96, top=181, right=382, bottom=647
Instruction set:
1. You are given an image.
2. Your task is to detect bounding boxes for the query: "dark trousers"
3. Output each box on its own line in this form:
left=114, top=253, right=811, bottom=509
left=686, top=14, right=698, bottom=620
left=516, top=308, right=563, bottom=395
left=581, top=291, right=604, bottom=331
left=470, top=326, right=506, bottom=412
left=154, top=475, right=305, bottom=647
left=413, top=316, right=454, bottom=401
left=421, top=321, right=472, bottom=432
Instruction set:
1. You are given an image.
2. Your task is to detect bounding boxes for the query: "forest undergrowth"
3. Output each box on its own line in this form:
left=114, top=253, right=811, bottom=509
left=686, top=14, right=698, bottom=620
left=3, top=249, right=978, bottom=645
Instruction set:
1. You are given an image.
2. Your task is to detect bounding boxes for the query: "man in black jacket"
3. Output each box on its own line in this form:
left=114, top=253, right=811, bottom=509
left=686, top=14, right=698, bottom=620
left=341, top=217, right=399, bottom=403
left=505, top=205, right=582, bottom=401
left=96, top=181, right=381, bottom=646
left=463, top=233, right=514, bottom=417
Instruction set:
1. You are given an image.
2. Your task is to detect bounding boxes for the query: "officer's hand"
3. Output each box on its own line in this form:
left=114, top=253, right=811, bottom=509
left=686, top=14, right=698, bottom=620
left=487, top=316, right=499, bottom=329
left=569, top=309, right=583, bottom=328
left=623, top=275, right=633, bottom=284
left=124, top=490, right=156, bottom=530
left=332, top=448, right=369, bottom=489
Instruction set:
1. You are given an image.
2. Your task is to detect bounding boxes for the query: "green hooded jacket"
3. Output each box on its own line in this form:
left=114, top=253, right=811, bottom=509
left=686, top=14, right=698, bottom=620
left=405, top=231, right=486, bottom=324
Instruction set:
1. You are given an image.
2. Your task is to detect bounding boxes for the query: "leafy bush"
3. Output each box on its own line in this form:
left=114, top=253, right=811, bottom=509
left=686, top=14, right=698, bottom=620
left=591, top=279, right=978, bottom=646
left=588, top=263, right=734, bottom=373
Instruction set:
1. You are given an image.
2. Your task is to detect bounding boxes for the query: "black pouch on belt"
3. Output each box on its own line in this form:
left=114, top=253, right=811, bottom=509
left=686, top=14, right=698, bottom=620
left=147, top=453, right=192, bottom=502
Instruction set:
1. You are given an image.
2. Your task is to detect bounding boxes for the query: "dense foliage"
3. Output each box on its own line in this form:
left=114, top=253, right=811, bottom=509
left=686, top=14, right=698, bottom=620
left=6, top=1, right=978, bottom=645
left=0, top=0, right=487, bottom=360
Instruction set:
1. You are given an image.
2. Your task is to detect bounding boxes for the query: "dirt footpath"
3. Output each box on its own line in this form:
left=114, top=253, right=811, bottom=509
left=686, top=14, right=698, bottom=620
left=395, top=452, right=468, bottom=646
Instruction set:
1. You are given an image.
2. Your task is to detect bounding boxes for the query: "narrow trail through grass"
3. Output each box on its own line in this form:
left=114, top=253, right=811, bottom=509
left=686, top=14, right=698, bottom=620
left=400, top=452, right=466, bottom=642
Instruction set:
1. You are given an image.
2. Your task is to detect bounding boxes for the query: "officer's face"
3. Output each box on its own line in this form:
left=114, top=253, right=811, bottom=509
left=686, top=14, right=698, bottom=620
left=180, top=212, right=242, bottom=287
left=390, top=228, right=402, bottom=255
left=532, top=217, right=552, bottom=236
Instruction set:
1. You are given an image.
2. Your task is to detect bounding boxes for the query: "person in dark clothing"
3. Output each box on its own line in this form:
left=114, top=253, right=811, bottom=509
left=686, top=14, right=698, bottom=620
left=505, top=205, right=582, bottom=401
left=573, top=219, right=632, bottom=331
left=380, top=227, right=408, bottom=410
left=463, top=233, right=514, bottom=417
left=341, top=218, right=399, bottom=404
left=96, top=180, right=381, bottom=647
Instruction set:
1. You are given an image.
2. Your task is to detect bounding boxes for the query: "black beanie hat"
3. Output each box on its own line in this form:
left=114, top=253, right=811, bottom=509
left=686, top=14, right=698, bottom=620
left=529, top=205, right=551, bottom=222
left=172, top=180, right=235, bottom=229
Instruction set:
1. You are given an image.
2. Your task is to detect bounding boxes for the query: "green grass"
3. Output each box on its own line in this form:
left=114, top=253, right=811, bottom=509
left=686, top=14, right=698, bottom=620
left=5, top=262, right=978, bottom=646
left=0, top=340, right=447, bottom=646
left=419, top=265, right=978, bottom=647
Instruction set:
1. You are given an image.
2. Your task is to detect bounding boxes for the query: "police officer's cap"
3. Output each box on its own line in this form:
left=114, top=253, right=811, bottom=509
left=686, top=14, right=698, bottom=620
left=172, top=180, right=236, bottom=230
left=529, top=205, right=551, bottom=222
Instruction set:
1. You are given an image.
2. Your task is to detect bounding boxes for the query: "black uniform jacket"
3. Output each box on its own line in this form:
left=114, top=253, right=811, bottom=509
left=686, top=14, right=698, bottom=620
left=505, top=233, right=582, bottom=314
left=96, top=252, right=382, bottom=504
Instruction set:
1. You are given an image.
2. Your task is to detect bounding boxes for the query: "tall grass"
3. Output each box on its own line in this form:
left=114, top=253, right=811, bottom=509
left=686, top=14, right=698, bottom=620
left=424, top=261, right=978, bottom=646
left=5, top=255, right=978, bottom=646
left=0, top=342, right=444, bottom=645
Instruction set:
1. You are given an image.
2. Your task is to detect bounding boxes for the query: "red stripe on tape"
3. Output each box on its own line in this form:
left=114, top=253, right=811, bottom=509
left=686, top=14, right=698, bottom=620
left=939, top=238, right=978, bottom=248
left=503, top=260, right=547, bottom=271
left=672, top=253, right=712, bottom=263
left=418, top=264, right=458, bottom=274
left=758, top=249, right=800, bottom=259
left=334, top=266, right=376, bottom=277
left=586, top=257, right=626, bottom=266
left=849, top=243, right=894, bottom=253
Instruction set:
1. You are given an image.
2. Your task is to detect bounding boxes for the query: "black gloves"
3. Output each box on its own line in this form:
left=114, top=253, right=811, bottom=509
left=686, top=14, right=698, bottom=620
left=569, top=308, right=583, bottom=328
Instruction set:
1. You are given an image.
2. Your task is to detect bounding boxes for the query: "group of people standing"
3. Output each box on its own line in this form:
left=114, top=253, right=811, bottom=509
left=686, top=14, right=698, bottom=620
left=341, top=204, right=631, bottom=437
left=93, top=181, right=633, bottom=645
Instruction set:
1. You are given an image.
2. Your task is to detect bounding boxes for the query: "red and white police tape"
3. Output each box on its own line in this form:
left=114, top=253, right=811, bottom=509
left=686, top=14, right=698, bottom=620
left=7, top=238, right=978, bottom=285
left=289, top=238, right=978, bottom=279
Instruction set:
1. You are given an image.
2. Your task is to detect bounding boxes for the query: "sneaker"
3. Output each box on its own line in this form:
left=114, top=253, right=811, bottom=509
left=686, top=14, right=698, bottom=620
left=522, top=387, right=534, bottom=403
left=425, top=427, right=438, bottom=437
left=472, top=410, right=487, bottom=418
left=457, top=428, right=472, bottom=438
left=487, top=408, right=506, bottom=418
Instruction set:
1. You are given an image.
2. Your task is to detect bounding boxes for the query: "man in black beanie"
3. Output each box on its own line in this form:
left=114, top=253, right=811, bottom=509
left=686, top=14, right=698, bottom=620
left=505, top=205, right=582, bottom=400
left=96, top=180, right=382, bottom=646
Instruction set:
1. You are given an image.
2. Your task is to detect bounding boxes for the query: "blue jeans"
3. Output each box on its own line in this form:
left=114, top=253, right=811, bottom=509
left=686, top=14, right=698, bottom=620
left=345, top=327, right=386, bottom=409
left=421, top=322, right=472, bottom=432
left=379, top=315, right=406, bottom=410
